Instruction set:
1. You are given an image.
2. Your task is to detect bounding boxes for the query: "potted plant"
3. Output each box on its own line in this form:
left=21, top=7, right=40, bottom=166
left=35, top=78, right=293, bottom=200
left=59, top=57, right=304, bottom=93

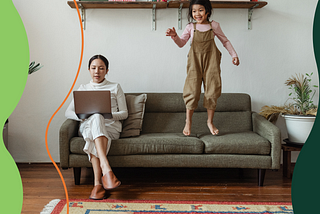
left=259, top=73, right=318, bottom=144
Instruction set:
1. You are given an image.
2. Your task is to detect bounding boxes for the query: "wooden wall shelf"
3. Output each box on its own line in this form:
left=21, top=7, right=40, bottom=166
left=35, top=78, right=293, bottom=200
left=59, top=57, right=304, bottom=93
left=67, top=1, right=267, bottom=30
left=68, top=1, right=167, bottom=9
left=67, top=1, right=267, bottom=9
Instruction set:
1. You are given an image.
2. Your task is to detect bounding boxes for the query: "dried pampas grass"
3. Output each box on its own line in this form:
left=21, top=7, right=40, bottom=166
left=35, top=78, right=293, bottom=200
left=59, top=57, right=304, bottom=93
left=285, top=73, right=304, bottom=88
left=259, top=105, right=287, bottom=123
left=259, top=104, right=317, bottom=123
left=306, top=108, right=318, bottom=116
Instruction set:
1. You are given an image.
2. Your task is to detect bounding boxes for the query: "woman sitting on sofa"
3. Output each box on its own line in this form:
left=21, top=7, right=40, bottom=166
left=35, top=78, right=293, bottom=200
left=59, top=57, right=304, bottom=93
left=65, top=54, right=128, bottom=200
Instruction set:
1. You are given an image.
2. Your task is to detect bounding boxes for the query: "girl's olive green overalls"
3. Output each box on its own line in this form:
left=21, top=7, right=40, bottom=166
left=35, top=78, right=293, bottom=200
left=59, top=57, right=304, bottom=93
left=183, top=22, right=222, bottom=110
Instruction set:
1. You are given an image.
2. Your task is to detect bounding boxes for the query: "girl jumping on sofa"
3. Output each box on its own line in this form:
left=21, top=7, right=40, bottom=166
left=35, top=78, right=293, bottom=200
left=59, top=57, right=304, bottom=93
left=65, top=54, right=128, bottom=200
left=165, top=0, right=239, bottom=136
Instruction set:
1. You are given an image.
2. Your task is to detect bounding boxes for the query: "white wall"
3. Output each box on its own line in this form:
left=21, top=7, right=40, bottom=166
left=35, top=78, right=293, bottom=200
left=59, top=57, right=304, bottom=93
left=10, top=0, right=319, bottom=162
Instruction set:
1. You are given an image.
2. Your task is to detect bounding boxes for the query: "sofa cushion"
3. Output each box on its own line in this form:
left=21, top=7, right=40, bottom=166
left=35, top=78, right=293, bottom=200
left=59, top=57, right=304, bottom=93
left=109, top=133, right=204, bottom=155
left=142, top=112, right=186, bottom=133
left=142, top=93, right=186, bottom=113
left=69, top=133, right=204, bottom=156
left=192, top=111, right=253, bottom=134
left=133, top=93, right=251, bottom=113
left=197, top=93, right=251, bottom=112
left=120, top=94, right=147, bottom=138
left=140, top=93, right=253, bottom=134
left=141, top=111, right=252, bottom=134
left=69, top=137, right=86, bottom=155
left=200, top=131, right=270, bottom=155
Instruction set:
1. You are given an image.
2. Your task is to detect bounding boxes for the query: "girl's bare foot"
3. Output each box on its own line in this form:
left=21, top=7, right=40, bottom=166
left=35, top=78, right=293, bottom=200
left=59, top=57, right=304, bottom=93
left=183, top=120, right=192, bottom=136
left=207, top=122, right=219, bottom=135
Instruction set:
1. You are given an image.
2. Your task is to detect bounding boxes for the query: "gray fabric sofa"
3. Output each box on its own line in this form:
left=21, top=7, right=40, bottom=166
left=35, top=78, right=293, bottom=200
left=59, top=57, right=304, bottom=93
left=59, top=93, right=281, bottom=186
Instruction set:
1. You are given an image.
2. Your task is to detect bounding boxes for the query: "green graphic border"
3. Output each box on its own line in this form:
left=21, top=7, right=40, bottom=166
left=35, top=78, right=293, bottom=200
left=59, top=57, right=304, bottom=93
left=291, top=1, right=320, bottom=213
left=0, top=0, right=29, bottom=213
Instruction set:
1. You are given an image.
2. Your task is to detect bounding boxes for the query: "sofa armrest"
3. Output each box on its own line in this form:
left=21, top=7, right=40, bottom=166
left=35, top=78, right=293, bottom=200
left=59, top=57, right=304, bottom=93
left=252, top=112, right=281, bottom=169
left=59, top=119, right=79, bottom=169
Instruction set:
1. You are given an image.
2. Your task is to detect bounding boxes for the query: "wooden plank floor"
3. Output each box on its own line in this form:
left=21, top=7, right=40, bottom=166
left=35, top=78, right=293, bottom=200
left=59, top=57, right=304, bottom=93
left=18, top=163, right=292, bottom=214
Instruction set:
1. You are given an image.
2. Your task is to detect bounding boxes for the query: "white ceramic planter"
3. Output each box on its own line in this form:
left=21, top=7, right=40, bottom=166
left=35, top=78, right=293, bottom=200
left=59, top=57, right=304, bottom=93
left=282, top=114, right=316, bottom=144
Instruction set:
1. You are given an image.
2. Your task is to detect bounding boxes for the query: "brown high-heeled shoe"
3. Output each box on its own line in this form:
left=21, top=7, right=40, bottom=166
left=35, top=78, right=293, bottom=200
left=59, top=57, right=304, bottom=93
left=101, top=171, right=121, bottom=190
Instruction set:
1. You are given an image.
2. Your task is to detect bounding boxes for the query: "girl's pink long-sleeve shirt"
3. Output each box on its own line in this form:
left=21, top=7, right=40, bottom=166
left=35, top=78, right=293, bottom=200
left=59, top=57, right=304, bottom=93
left=172, top=20, right=238, bottom=58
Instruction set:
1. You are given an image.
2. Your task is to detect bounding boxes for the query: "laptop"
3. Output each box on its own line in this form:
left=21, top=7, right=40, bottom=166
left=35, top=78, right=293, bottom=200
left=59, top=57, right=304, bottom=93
left=73, top=90, right=113, bottom=119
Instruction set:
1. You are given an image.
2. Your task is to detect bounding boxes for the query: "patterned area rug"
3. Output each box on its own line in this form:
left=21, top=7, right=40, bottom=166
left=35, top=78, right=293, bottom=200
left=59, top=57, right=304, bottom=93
left=41, top=199, right=293, bottom=214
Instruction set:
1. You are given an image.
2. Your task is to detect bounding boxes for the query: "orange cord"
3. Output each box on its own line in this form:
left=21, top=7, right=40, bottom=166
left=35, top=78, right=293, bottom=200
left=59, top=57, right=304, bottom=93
left=44, top=1, right=84, bottom=213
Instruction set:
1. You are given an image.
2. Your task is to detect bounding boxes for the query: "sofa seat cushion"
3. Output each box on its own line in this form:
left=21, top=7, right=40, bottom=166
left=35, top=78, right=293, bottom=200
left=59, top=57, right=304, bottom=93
left=200, top=131, right=270, bottom=155
left=69, top=137, right=87, bottom=155
left=70, top=133, right=204, bottom=156
left=109, top=133, right=204, bottom=155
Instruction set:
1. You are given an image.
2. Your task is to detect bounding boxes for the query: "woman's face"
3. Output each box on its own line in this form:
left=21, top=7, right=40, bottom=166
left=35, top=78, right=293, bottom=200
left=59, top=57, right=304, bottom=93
left=192, top=4, right=208, bottom=24
left=89, top=59, right=108, bottom=84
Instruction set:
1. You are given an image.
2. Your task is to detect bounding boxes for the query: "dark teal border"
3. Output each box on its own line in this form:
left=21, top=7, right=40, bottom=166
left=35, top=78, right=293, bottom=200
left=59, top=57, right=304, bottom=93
left=291, top=1, right=320, bottom=213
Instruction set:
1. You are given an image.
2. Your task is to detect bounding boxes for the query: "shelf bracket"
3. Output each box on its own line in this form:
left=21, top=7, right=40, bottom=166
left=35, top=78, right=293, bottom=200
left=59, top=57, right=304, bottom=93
left=248, top=4, right=259, bottom=30
left=78, top=3, right=86, bottom=30
left=152, top=4, right=156, bottom=31
left=178, top=3, right=183, bottom=30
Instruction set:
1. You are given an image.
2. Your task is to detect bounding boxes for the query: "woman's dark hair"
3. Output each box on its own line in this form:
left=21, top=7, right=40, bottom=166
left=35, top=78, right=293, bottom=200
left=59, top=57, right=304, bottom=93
left=187, top=0, right=212, bottom=23
left=88, top=54, right=109, bottom=69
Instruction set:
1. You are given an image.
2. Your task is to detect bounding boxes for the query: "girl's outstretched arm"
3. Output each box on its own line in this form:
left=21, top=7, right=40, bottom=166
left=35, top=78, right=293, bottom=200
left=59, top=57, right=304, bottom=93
left=165, top=25, right=191, bottom=48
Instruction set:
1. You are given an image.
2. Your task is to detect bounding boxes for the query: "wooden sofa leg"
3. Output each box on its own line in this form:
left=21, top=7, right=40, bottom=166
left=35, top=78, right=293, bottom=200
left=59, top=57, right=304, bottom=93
left=73, top=167, right=81, bottom=185
left=258, top=169, right=266, bottom=186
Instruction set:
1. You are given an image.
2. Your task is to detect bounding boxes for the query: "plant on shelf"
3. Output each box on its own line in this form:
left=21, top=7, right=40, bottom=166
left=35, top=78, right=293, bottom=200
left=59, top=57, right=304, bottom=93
left=259, top=72, right=318, bottom=144
left=259, top=72, right=318, bottom=123
left=28, top=61, right=43, bottom=75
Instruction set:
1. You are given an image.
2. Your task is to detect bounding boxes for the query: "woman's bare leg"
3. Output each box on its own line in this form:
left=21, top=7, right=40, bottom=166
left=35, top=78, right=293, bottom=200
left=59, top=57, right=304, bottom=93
left=183, top=109, right=194, bottom=136
left=90, top=154, right=103, bottom=186
left=94, top=136, right=112, bottom=175
left=207, top=109, right=219, bottom=135
left=89, top=154, right=106, bottom=200
left=94, top=136, right=121, bottom=189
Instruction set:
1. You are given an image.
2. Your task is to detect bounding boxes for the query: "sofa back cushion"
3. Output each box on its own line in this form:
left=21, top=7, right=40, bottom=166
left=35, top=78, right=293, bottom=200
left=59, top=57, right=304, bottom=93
left=126, top=93, right=252, bottom=134
left=120, top=94, right=147, bottom=138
